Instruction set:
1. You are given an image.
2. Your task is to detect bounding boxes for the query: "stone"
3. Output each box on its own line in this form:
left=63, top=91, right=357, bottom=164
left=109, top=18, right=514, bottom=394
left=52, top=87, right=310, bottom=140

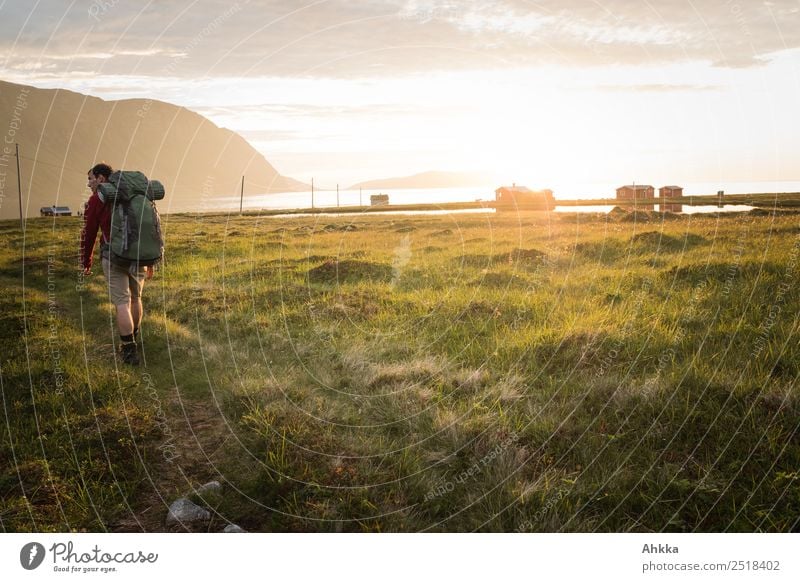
left=196, top=480, right=222, bottom=496
left=166, top=498, right=210, bottom=526
left=223, top=524, right=246, bottom=533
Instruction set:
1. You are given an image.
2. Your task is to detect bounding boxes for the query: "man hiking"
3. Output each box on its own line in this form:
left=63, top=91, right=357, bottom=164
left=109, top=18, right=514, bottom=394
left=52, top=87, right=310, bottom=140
left=80, top=162, right=153, bottom=365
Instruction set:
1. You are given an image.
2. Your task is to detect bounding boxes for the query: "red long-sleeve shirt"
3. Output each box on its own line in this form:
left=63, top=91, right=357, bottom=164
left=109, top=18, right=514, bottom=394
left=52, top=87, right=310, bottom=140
left=80, top=192, right=111, bottom=270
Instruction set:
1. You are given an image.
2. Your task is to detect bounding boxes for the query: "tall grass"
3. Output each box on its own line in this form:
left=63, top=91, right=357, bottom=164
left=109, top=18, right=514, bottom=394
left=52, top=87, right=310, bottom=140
left=1, top=208, right=798, bottom=531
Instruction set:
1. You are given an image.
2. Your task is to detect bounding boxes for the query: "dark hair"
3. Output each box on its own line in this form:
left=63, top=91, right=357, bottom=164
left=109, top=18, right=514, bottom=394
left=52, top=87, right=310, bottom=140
left=89, top=163, right=113, bottom=179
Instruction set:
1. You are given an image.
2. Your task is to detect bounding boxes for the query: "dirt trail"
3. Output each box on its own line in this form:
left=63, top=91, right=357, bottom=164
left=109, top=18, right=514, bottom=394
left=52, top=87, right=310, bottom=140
left=112, top=400, right=234, bottom=532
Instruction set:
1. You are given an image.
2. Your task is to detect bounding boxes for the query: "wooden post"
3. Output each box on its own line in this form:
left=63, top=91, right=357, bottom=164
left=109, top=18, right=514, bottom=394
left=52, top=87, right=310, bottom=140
left=15, top=143, right=23, bottom=230
left=239, top=175, right=244, bottom=214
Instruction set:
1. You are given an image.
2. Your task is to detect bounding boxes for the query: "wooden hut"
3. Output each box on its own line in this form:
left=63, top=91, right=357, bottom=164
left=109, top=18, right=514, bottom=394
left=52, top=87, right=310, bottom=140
left=658, top=186, right=683, bottom=213
left=494, top=185, right=554, bottom=210
left=616, top=185, right=654, bottom=211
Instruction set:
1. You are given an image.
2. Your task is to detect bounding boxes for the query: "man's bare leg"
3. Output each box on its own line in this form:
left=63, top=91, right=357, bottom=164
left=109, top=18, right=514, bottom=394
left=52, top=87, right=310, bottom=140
left=115, top=302, right=134, bottom=337
left=116, top=301, right=140, bottom=365
left=130, top=297, right=143, bottom=334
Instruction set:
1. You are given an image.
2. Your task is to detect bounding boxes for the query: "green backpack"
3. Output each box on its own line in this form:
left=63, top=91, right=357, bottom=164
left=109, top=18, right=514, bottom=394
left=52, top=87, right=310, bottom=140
left=98, top=170, right=165, bottom=268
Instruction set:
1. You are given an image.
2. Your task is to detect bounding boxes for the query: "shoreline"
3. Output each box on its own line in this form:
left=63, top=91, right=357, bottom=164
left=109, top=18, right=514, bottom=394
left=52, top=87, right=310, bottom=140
left=4, top=191, right=800, bottom=223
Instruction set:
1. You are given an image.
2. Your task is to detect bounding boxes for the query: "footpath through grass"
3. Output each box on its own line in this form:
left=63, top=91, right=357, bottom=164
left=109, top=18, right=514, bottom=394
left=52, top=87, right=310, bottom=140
left=1, top=207, right=799, bottom=532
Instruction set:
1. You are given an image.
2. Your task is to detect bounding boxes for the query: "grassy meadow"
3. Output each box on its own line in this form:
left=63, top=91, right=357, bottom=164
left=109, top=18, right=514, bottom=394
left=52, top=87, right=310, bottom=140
left=1, top=206, right=799, bottom=532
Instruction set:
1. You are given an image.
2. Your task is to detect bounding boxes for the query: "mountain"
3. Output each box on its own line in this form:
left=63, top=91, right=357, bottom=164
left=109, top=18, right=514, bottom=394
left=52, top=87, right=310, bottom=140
left=349, top=170, right=492, bottom=191
left=0, top=80, right=306, bottom=219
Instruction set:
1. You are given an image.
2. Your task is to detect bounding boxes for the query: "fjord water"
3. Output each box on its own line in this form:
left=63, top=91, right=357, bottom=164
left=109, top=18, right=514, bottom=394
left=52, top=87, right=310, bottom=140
left=200, top=180, right=800, bottom=213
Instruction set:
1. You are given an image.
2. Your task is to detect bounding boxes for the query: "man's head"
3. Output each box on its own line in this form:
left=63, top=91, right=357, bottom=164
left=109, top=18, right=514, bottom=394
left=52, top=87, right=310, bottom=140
left=87, top=163, right=113, bottom=194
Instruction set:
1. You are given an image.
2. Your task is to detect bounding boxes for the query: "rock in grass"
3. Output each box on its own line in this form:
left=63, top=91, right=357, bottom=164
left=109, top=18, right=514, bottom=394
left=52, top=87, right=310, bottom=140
left=196, top=481, right=222, bottom=496
left=166, top=498, right=210, bottom=526
left=223, top=524, right=246, bottom=533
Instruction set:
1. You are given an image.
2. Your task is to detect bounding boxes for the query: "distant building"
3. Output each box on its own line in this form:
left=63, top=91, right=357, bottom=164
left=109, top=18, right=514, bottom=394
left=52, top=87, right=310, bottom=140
left=370, top=194, right=389, bottom=206
left=40, top=205, right=72, bottom=217
left=616, top=185, right=654, bottom=211
left=494, top=184, right=554, bottom=210
left=658, top=186, right=683, bottom=213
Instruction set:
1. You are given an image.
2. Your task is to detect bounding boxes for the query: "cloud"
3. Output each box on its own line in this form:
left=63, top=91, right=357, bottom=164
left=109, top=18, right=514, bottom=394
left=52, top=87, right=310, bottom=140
left=194, top=103, right=436, bottom=119
left=596, top=83, right=720, bottom=93
left=1, top=0, right=799, bottom=81
left=236, top=128, right=305, bottom=141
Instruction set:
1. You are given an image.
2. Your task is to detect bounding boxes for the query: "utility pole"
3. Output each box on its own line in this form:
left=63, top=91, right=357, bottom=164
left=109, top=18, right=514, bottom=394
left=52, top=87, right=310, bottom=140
left=359, top=188, right=362, bottom=207
left=311, top=177, right=315, bottom=209
left=239, top=175, right=244, bottom=214
left=336, top=183, right=339, bottom=208
left=15, top=143, right=23, bottom=231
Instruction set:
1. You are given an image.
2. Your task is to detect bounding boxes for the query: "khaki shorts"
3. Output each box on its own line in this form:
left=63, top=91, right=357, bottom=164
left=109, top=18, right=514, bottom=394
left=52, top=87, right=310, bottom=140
left=101, top=256, right=147, bottom=306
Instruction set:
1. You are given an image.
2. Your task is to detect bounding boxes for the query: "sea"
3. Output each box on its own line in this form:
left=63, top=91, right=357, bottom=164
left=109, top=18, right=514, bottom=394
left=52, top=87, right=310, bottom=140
left=192, top=180, right=800, bottom=215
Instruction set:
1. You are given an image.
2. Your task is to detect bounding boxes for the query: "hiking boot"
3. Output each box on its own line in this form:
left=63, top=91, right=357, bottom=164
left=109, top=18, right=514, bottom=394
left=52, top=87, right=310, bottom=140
left=120, top=341, right=140, bottom=366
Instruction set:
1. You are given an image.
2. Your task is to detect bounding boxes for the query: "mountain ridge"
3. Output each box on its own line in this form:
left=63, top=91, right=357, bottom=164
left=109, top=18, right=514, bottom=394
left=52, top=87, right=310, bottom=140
left=0, top=79, right=306, bottom=219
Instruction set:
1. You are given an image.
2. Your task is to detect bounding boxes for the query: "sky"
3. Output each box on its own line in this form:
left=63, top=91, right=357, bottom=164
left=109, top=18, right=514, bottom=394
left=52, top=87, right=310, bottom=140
left=2, top=0, right=800, bottom=190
